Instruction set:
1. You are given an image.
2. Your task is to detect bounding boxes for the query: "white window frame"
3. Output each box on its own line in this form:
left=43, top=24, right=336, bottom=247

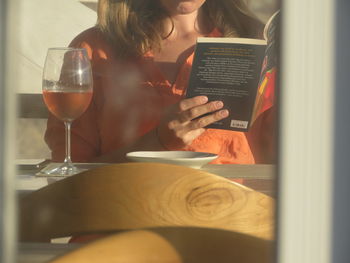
left=0, top=0, right=17, bottom=262
left=278, top=0, right=350, bottom=262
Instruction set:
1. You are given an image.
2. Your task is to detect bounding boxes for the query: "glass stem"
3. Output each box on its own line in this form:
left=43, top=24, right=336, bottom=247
left=64, top=121, right=73, bottom=165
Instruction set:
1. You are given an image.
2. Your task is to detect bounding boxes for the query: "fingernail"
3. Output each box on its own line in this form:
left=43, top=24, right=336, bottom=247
left=216, top=101, right=224, bottom=108
left=220, top=110, right=229, bottom=117
left=201, top=96, right=208, bottom=103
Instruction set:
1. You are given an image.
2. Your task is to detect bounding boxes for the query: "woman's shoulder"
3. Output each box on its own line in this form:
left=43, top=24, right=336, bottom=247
left=69, top=26, right=106, bottom=45
left=69, top=27, right=114, bottom=59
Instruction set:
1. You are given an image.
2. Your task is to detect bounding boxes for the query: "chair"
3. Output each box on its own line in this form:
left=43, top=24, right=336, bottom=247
left=19, top=162, right=274, bottom=242
left=49, top=226, right=274, bottom=263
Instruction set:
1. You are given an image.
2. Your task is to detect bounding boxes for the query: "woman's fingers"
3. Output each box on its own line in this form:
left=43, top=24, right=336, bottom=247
left=177, top=95, right=227, bottom=124
left=179, top=100, right=225, bottom=123
left=176, top=95, right=230, bottom=131
left=188, top=109, right=229, bottom=131
left=178, top=96, right=208, bottom=112
left=157, top=96, right=230, bottom=150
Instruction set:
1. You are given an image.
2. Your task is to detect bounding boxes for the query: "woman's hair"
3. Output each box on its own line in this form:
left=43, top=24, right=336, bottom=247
left=97, top=0, right=264, bottom=59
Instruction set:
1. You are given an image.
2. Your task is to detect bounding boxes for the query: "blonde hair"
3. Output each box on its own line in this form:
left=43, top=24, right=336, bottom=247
left=97, top=0, right=263, bottom=59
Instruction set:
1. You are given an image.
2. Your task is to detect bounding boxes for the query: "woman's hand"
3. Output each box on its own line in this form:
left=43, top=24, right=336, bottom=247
left=157, top=96, right=229, bottom=150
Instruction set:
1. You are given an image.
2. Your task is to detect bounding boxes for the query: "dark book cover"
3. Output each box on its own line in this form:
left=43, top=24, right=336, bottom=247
left=186, top=37, right=266, bottom=131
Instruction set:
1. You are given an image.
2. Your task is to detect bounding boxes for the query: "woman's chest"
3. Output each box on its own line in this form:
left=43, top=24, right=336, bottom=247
left=152, top=36, right=198, bottom=85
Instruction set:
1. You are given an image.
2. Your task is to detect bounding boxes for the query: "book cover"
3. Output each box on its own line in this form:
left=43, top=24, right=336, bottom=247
left=251, top=10, right=280, bottom=124
left=186, top=11, right=279, bottom=132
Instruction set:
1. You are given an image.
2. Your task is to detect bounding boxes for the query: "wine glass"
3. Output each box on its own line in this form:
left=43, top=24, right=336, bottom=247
left=42, top=47, right=93, bottom=176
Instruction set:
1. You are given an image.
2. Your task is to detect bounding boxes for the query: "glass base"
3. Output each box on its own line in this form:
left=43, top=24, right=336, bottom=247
left=41, top=162, right=82, bottom=176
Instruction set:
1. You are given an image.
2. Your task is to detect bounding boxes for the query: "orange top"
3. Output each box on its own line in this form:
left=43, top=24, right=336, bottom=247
left=45, top=27, right=275, bottom=164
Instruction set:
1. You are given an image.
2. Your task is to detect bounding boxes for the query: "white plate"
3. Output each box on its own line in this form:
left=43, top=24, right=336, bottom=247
left=126, top=151, right=218, bottom=169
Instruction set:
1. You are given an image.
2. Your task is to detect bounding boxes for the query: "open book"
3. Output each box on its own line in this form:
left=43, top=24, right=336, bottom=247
left=186, top=11, right=279, bottom=132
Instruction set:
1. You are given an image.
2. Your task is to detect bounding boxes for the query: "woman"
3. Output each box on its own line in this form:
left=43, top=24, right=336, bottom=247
left=45, top=0, right=275, bottom=164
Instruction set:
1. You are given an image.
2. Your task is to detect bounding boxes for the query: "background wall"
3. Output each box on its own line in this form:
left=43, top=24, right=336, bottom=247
left=16, top=0, right=96, bottom=159
left=16, top=0, right=279, bottom=160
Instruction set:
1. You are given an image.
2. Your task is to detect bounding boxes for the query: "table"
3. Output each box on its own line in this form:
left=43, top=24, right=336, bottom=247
left=17, top=243, right=81, bottom=263
left=17, top=162, right=276, bottom=195
left=203, top=164, right=276, bottom=197
left=17, top=161, right=276, bottom=263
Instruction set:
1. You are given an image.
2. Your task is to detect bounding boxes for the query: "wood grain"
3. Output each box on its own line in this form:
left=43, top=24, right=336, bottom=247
left=19, top=162, right=274, bottom=242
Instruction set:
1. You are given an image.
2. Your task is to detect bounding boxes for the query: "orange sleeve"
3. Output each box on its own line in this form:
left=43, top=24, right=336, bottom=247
left=44, top=28, right=103, bottom=162
left=246, top=106, right=277, bottom=164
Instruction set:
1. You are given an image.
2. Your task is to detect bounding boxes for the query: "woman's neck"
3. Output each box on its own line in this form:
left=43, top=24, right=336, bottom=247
left=162, top=8, right=210, bottom=39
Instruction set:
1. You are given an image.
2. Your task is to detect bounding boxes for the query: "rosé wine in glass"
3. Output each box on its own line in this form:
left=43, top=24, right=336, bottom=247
left=42, top=48, right=93, bottom=176
left=43, top=89, right=92, bottom=122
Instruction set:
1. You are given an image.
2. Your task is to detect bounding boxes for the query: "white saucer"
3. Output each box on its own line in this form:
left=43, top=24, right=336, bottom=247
left=126, top=151, right=218, bottom=169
